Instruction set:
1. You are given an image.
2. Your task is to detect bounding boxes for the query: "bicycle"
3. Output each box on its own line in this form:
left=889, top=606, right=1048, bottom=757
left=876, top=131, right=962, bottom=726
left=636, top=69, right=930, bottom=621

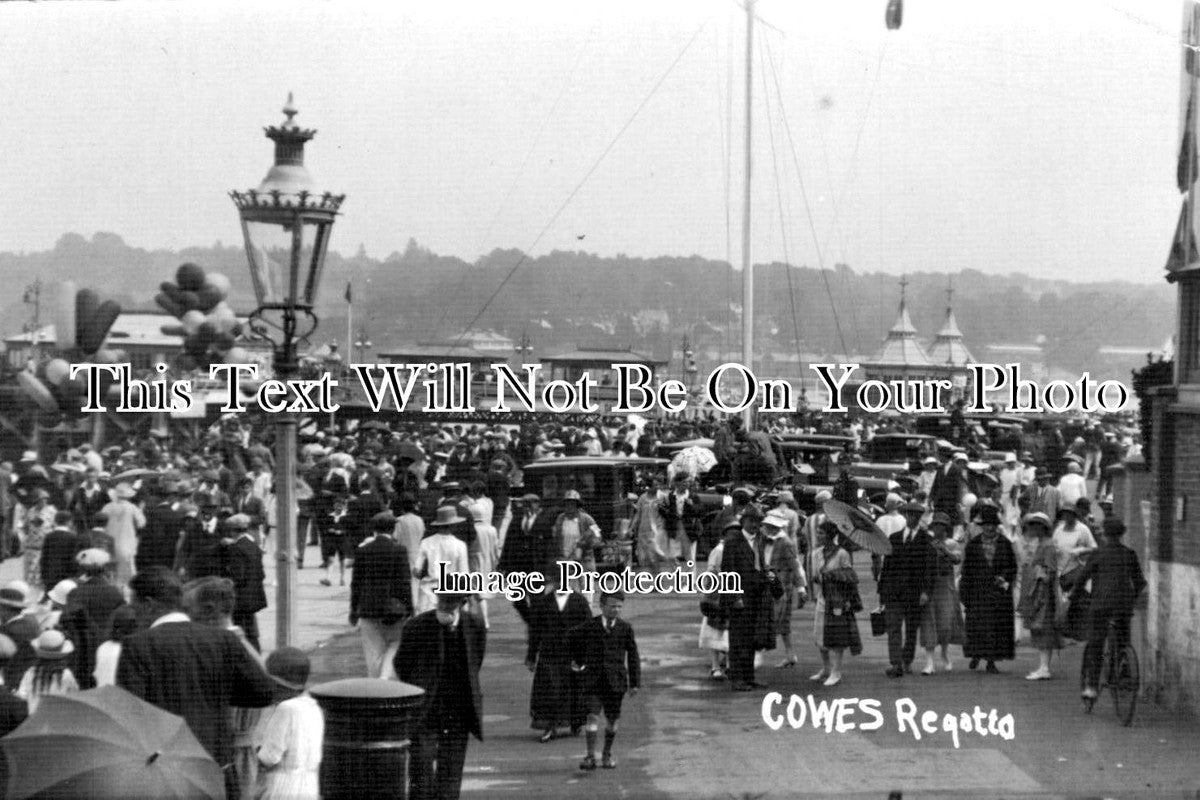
left=1081, top=617, right=1139, bottom=726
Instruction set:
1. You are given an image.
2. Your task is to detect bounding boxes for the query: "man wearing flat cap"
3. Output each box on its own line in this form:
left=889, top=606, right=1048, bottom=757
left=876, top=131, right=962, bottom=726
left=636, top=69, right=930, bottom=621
left=877, top=501, right=936, bottom=678
left=350, top=511, right=412, bottom=680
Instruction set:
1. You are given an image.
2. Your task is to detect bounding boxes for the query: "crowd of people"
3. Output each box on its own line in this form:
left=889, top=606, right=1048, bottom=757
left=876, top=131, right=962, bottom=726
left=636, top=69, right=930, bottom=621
left=0, top=405, right=1143, bottom=798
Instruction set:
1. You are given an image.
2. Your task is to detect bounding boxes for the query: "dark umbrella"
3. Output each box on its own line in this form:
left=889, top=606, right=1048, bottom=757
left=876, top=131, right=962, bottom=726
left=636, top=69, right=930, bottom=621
left=822, top=499, right=892, bottom=556
left=3, top=686, right=225, bottom=799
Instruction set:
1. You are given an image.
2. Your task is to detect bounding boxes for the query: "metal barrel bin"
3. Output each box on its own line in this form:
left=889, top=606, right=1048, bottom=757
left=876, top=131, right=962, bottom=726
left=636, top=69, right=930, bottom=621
left=310, top=677, right=425, bottom=799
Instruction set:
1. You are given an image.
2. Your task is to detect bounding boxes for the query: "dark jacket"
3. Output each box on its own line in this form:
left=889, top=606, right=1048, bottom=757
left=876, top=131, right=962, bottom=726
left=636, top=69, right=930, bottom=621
left=877, top=528, right=935, bottom=606
left=71, top=486, right=108, bottom=532
left=40, top=527, right=82, bottom=589
left=719, top=531, right=766, bottom=610
left=117, top=618, right=273, bottom=765
left=221, top=535, right=267, bottom=615
left=137, top=502, right=183, bottom=574
left=928, top=465, right=964, bottom=516
left=349, top=535, right=412, bottom=624
left=394, top=610, right=486, bottom=740
left=61, top=579, right=126, bottom=690
left=570, top=614, right=640, bottom=695
left=498, top=510, right=555, bottom=576
left=347, top=492, right=386, bottom=548
left=175, top=517, right=223, bottom=579
left=1074, top=541, right=1146, bottom=613
left=658, top=492, right=701, bottom=541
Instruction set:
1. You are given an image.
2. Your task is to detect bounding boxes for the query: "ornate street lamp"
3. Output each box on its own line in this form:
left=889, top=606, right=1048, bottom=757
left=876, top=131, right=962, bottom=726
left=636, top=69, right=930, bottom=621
left=231, top=94, right=344, bottom=648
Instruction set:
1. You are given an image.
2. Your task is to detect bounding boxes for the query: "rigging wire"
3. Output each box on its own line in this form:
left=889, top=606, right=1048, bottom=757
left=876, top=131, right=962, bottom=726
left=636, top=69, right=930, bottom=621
left=436, top=22, right=599, bottom=331
left=451, top=18, right=712, bottom=346
left=762, top=34, right=849, bottom=357
left=759, top=42, right=805, bottom=389
left=718, top=16, right=734, bottom=361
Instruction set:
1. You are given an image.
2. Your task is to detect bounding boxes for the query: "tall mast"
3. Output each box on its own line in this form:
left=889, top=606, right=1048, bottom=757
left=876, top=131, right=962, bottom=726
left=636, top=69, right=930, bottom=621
left=740, top=0, right=755, bottom=427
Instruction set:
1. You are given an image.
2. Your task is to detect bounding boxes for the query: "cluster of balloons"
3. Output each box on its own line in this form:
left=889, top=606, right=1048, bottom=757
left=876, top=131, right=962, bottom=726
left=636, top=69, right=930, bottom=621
left=156, top=263, right=252, bottom=371
left=17, top=283, right=124, bottom=415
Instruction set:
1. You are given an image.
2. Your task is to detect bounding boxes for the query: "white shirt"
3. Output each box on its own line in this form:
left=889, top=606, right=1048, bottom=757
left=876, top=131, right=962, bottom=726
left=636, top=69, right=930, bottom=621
left=1056, top=474, right=1087, bottom=507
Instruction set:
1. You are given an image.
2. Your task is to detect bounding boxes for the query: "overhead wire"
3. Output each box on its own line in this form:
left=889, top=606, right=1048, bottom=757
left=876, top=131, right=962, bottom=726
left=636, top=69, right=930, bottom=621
left=452, top=17, right=712, bottom=345
left=762, top=33, right=848, bottom=357
left=435, top=23, right=598, bottom=332
left=759, top=39, right=806, bottom=394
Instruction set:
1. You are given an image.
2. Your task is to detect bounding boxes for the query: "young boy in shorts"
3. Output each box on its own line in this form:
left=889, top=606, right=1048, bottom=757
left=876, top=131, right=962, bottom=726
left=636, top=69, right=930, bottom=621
left=571, top=590, right=640, bottom=770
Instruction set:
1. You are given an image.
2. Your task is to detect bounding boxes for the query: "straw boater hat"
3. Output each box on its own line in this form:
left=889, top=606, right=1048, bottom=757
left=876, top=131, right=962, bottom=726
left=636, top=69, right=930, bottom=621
left=226, top=513, right=251, bottom=531
left=47, top=580, right=77, bottom=606
left=0, top=585, right=27, bottom=611
left=430, top=506, right=465, bottom=527
left=761, top=510, right=789, bottom=531
left=563, top=489, right=582, bottom=503
left=776, top=490, right=796, bottom=507
left=1022, top=511, right=1052, bottom=531
left=33, top=630, right=74, bottom=660
left=76, top=549, right=112, bottom=569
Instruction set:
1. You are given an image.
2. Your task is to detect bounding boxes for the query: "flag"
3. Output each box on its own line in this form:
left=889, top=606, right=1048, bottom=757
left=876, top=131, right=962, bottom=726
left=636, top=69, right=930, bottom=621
left=1166, top=199, right=1200, bottom=274
left=344, top=282, right=352, bottom=304
left=885, top=0, right=903, bottom=30
left=1179, top=90, right=1197, bottom=193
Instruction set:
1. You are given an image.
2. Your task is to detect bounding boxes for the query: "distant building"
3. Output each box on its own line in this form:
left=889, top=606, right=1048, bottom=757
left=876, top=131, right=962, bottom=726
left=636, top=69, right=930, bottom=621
left=855, top=279, right=965, bottom=396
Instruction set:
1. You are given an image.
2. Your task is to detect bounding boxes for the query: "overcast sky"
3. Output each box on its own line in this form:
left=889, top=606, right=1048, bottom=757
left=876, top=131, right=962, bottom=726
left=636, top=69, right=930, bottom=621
left=0, top=0, right=1188, bottom=282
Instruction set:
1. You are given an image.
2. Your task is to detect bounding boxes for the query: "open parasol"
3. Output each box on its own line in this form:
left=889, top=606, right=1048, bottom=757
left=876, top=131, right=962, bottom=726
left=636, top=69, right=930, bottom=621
left=669, top=446, right=718, bottom=479
left=822, top=499, right=892, bottom=556
left=3, top=685, right=225, bottom=799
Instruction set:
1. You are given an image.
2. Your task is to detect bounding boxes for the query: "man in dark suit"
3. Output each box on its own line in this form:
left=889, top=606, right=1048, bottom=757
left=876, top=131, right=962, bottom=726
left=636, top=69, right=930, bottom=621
left=137, top=487, right=184, bottom=575
left=219, top=514, right=267, bottom=652
left=1075, top=517, right=1146, bottom=701
left=928, top=452, right=966, bottom=525
left=497, top=494, right=555, bottom=625
left=117, top=567, right=273, bottom=783
left=41, top=511, right=83, bottom=591
left=719, top=510, right=768, bottom=691
left=61, top=548, right=126, bottom=689
left=395, top=593, right=485, bottom=800
left=570, top=590, right=640, bottom=771
left=350, top=511, right=412, bottom=680
left=346, top=480, right=386, bottom=551
left=878, top=500, right=935, bottom=677
left=70, top=467, right=108, bottom=533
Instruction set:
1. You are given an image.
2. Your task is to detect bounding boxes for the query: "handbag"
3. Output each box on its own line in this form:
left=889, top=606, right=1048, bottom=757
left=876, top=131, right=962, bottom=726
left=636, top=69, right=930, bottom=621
left=870, top=608, right=887, bottom=637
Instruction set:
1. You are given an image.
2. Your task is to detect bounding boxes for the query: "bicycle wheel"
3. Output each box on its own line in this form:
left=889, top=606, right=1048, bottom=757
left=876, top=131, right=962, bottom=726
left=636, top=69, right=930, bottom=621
left=1111, top=646, right=1139, bottom=726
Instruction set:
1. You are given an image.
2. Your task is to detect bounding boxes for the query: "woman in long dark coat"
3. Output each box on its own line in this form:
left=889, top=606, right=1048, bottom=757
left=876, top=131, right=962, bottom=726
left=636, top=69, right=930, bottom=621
left=525, top=576, right=591, bottom=741
left=959, top=505, right=1017, bottom=673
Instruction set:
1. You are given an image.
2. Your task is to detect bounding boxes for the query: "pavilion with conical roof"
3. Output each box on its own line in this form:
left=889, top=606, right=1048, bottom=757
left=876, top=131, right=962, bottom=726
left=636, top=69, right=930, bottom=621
left=926, top=283, right=975, bottom=368
left=871, top=278, right=933, bottom=369
left=852, top=277, right=973, bottom=403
